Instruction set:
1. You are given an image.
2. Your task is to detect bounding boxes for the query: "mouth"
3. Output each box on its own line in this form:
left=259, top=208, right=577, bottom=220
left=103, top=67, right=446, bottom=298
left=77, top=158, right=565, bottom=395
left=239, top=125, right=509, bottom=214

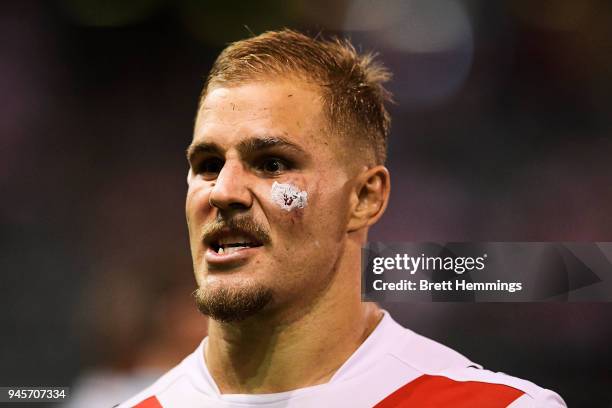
left=210, top=239, right=264, bottom=255
left=203, top=229, right=266, bottom=265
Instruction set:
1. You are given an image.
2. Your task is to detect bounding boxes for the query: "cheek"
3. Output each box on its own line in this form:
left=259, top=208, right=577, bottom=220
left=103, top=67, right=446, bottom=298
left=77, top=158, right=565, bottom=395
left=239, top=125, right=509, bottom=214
left=185, top=181, right=211, bottom=230
left=262, top=176, right=311, bottom=227
left=304, top=179, right=351, bottom=242
left=263, top=177, right=342, bottom=239
left=269, top=180, right=309, bottom=213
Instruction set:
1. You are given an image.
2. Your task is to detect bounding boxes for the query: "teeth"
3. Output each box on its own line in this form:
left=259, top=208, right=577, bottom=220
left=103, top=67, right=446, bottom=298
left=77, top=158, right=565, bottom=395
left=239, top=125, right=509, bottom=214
left=212, top=235, right=261, bottom=256
left=219, top=235, right=252, bottom=246
left=216, top=245, right=251, bottom=255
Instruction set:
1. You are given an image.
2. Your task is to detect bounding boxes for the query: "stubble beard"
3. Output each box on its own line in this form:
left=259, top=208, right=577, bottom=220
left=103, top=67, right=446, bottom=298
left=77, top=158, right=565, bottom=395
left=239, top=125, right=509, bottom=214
left=191, top=215, right=274, bottom=322
left=193, top=280, right=273, bottom=323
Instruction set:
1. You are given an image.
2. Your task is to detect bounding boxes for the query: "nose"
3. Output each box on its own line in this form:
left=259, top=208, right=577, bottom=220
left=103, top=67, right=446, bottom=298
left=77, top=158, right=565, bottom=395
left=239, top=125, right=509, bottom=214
left=208, top=160, right=253, bottom=211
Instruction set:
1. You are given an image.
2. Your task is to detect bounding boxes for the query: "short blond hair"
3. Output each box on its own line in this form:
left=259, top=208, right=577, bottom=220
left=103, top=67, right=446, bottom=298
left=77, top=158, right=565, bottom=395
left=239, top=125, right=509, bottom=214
left=200, top=29, right=393, bottom=164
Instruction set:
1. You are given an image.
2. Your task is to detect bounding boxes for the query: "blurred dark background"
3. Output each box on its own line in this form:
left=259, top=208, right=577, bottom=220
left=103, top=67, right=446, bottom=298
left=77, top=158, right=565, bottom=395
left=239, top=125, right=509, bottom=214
left=1, top=1, right=611, bottom=407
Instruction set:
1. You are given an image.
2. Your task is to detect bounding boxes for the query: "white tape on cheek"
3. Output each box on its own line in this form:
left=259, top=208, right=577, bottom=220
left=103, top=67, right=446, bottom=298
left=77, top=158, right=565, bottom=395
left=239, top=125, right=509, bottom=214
left=271, top=181, right=308, bottom=211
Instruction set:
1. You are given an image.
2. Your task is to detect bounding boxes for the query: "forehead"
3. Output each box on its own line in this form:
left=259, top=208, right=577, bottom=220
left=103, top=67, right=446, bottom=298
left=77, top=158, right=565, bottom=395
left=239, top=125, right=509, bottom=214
left=194, top=80, right=327, bottom=149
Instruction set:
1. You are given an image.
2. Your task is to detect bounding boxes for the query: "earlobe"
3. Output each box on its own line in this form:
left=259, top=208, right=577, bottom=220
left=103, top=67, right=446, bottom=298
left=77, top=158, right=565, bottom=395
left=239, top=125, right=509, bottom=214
left=347, top=166, right=391, bottom=232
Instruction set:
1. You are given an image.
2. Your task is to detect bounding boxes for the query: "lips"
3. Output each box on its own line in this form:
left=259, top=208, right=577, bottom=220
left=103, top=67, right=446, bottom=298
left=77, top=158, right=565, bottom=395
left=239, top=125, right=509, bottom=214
left=203, top=228, right=265, bottom=266
left=209, top=233, right=264, bottom=255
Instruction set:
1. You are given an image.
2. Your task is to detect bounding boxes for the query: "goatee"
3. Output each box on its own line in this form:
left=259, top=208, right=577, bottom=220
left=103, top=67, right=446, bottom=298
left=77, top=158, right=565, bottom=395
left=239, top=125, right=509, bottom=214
left=193, top=283, right=273, bottom=323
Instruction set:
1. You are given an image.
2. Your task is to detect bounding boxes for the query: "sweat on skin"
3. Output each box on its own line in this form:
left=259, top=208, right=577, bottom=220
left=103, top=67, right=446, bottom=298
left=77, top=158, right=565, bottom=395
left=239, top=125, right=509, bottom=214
left=185, top=80, right=388, bottom=394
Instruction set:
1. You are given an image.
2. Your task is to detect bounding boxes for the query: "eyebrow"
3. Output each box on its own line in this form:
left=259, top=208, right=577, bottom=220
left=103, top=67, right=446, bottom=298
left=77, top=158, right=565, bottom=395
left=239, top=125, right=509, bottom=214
left=186, top=142, right=220, bottom=163
left=237, top=136, right=306, bottom=156
left=186, top=136, right=307, bottom=163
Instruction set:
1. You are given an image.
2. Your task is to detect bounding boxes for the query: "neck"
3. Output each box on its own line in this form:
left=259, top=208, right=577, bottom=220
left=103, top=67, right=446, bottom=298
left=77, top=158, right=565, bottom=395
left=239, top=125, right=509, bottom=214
left=204, top=236, right=382, bottom=394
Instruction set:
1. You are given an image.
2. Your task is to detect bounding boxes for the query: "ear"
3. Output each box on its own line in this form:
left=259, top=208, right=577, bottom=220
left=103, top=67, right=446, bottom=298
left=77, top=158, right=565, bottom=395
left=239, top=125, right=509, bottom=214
left=347, top=166, right=391, bottom=232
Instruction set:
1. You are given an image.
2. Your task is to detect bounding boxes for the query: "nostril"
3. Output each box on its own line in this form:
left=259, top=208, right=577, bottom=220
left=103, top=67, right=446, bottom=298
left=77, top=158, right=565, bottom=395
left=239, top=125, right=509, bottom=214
left=228, top=202, right=249, bottom=210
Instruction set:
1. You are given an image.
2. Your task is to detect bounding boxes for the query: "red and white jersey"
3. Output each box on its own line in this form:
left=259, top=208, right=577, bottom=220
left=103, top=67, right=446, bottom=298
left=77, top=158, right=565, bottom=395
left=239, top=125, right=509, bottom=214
left=118, top=311, right=566, bottom=407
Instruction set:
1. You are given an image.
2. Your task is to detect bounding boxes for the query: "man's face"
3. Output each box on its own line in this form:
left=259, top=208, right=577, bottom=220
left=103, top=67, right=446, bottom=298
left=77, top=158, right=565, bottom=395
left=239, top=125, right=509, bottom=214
left=186, top=80, right=355, bottom=322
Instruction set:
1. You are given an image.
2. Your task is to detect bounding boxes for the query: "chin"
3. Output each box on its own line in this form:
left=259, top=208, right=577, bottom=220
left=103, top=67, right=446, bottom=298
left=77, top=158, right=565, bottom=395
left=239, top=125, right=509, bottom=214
left=193, top=279, right=274, bottom=323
